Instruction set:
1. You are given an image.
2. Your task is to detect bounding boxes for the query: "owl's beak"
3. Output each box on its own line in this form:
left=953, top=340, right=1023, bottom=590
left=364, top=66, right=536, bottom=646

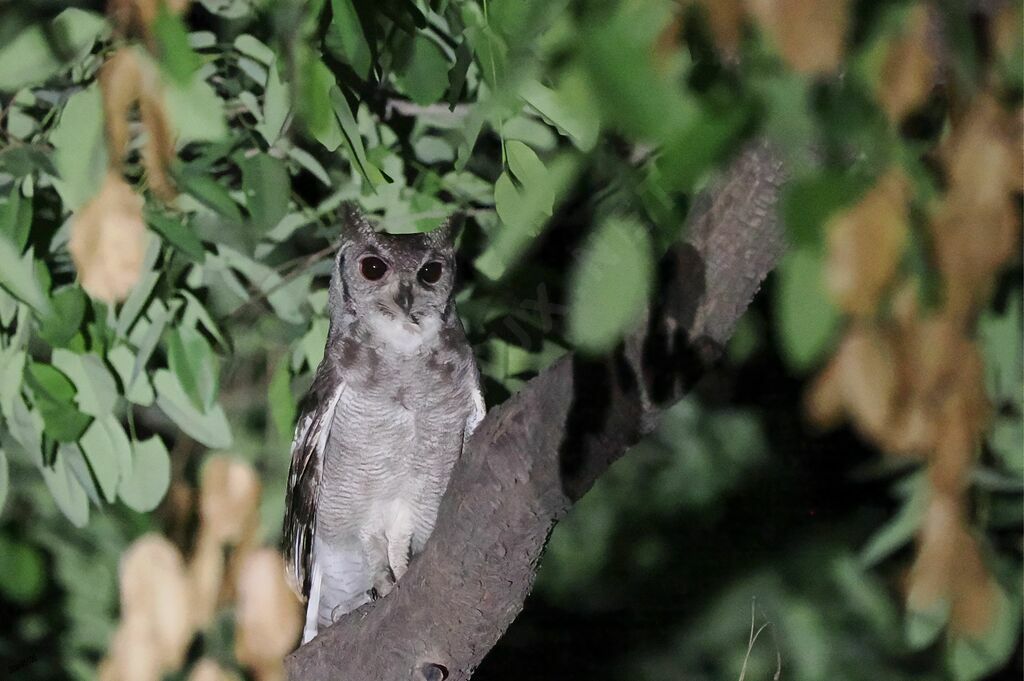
left=394, top=282, right=414, bottom=316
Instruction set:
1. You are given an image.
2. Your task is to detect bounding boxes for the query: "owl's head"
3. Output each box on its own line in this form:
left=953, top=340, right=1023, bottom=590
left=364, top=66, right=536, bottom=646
left=329, top=204, right=461, bottom=348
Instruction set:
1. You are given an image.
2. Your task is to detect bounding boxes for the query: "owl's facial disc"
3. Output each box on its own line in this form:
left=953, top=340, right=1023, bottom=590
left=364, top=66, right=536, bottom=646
left=332, top=217, right=456, bottom=352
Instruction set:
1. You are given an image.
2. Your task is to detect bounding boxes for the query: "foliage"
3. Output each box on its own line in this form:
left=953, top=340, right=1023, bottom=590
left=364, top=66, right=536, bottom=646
left=0, top=0, right=1020, bottom=680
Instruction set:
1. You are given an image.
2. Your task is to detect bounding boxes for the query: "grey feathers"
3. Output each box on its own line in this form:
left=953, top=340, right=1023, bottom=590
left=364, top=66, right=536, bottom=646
left=282, top=205, right=484, bottom=642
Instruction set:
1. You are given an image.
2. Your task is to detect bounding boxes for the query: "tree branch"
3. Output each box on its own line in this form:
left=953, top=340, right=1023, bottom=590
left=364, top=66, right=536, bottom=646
left=285, top=141, right=787, bottom=681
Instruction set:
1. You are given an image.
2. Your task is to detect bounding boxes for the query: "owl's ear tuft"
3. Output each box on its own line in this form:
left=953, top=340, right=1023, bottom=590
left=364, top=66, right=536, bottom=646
left=340, top=202, right=377, bottom=241
left=427, top=212, right=465, bottom=251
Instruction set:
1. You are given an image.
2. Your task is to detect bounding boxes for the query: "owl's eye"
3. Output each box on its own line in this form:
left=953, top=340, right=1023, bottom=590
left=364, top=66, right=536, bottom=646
left=359, top=256, right=388, bottom=281
left=418, top=261, right=443, bottom=285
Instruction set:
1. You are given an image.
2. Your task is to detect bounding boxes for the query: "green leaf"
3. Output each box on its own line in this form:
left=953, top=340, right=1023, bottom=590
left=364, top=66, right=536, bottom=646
left=164, top=71, right=228, bottom=142
left=116, top=256, right=160, bottom=337
left=520, top=75, right=600, bottom=152
left=129, top=301, right=173, bottom=386
left=152, top=3, right=200, bottom=84
left=979, top=293, right=1022, bottom=407
left=41, top=445, right=91, bottom=527
left=477, top=154, right=580, bottom=280
left=51, top=349, right=118, bottom=418
left=860, top=474, right=926, bottom=567
left=448, top=39, right=473, bottom=109
left=300, top=317, right=330, bottom=370
left=300, top=54, right=343, bottom=151
left=0, top=534, right=45, bottom=603
left=257, top=63, right=290, bottom=145
left=153, top=369, right=232, bottom=449
left=78, top=417, right=131, bottom=503
left=988, top=417, right=1023, bottom=475
left=175, top=167, right=244, bottom=222
left=330, top=87, right=385, bottom=188
left=580, top=3, right=691, bottom=142
left=234, top=34, right=275, bottom=65
left=108, top=345, right=155, bottom=406
left=240, top=152, right=290, bottom=234
left=658, top=104, right=748, bottom=193
left=26, top=363, right=92, bottom=442
left=757, top=71, right=818, bottom=171
left=219, top=247, right=309, bottom=325
left=505, top=140, right=553, bottom=217
left=395, top=35, right=449, bottom=105
left=494, top=171, right=532, bottom=230
left=0, top=144, right=55, bottom=179
left=774, top=249, right=841, bottom=371
left=782, top=171, right=874, bottom=248
left=268, top=355, right=296, bottom=441
left=0, top=350, right=25, bottom=419
left=0, top=449, right=8, bottom=515
left=906, top=599, right=949, bottom=650
left=179, top=290, right=227, bottom=349
left=947, top=586, right=1021, bottom=680
left=0, top=237, right=50, bottom=315
left=197, top=0, right=251, bottom=19
left=50, top=83, right=108, bottom=210
left=148, top=211, right=206, bottom=262
left=568, top=216, right=654, bottom=353
left=326, top=0, right=372, bottom=79
left=38, top=286, right=86, bottom=347
left=0, top=185, right=33, bottom=249
left=117, top=436, right=171, bottom=513
left=0, top=9, right=107, bottom=92
left=2, top=394, right=44, bottom=468
left=166, top=325, right=219, bottom=411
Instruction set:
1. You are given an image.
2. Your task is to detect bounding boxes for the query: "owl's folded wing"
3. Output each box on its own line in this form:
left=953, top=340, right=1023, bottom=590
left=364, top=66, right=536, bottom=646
left=283, top=362, right=346, bottom=601
left=463, top=382, right=486, bottom=448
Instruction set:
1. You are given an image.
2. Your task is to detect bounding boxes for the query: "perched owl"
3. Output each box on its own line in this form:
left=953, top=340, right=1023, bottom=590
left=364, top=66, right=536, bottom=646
left=283, top=205, right=485, bottom=644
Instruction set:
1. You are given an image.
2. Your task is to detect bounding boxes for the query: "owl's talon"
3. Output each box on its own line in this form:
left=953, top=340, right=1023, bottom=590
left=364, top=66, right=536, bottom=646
left=368, top=566, right=396, bottom=601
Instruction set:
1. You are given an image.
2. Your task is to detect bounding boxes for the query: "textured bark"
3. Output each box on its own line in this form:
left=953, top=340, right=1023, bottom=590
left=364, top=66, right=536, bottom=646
left=285, top=142, right=787, bottom=681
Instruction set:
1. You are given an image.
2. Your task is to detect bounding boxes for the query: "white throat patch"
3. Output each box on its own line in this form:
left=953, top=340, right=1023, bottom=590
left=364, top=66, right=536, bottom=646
left=368, top=313, right=441, bottom=354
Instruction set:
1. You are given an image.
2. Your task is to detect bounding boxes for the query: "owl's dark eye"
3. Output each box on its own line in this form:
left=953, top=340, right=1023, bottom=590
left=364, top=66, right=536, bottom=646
left=359, top=256, right=388, bottom=281
left=418, top=261, right=443, bottom=285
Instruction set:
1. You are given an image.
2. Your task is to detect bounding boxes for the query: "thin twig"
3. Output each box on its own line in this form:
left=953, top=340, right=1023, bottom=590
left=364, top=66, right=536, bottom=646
left=226, top=239, right=342, bottom=321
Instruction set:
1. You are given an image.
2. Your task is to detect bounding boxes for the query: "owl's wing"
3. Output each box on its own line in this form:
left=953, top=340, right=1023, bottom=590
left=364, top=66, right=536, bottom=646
left=283, top=361, right=345, bottom=600
left=463, top=383, right=486, bottom=448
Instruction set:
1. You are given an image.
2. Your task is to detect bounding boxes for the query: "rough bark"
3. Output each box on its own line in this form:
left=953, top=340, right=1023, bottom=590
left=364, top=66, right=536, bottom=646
left=285, top=141, right=787, bottom=681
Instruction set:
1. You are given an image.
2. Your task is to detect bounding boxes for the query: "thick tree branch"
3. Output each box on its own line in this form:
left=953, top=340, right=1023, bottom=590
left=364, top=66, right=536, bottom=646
left=286, top=141, right=786, bottom=681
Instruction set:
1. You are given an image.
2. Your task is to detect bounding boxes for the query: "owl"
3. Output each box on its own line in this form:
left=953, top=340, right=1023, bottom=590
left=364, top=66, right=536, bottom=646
left=283, top=205, right=485, bottom=644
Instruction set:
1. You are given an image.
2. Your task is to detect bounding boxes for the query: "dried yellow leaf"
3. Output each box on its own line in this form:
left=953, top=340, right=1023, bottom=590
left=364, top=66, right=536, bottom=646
left=199, top=456, right=262, bottom=547
left=837, top=326, right=899, bottom=439
left=950, top=560, right=998, bottom=638
left=188, top=658, right=242, bottom=681
left=119, top=534, right=194, bottom=672
left=877, top=4, right=936, bottom=123
left=825, top=171, right=910, bottom=317
left=108, top=0, right=192, bottom=37
left=746, top=0, right=848, bottom=75
left=907, top=491, right=963, bottom=611
left=234, top=549, right=303, bottom=681
left=929, top=392, right=975, bottom=494
left=805, top=352, right=845, bottom=429
left=69, top=171, right=149, bottom=304
left=692, top=0, right=746, bottom=58
left=188, top=532, right=225, bottom=629
left=99, top=616, right=163, bottom=681
left=100, top=48, right=142, bottom=167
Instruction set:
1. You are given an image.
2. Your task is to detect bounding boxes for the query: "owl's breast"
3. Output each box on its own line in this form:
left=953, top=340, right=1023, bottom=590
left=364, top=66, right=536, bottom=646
left=315, top=349, right=476, bottom=541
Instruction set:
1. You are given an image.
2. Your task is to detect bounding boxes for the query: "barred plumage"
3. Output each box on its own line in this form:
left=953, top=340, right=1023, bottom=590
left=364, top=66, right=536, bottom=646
left=282, top=206, right=484, bottom=643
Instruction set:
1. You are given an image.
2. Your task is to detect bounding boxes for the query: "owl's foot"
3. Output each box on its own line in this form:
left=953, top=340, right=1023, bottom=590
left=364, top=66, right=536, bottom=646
left=367, top=566, right=396, bottom=601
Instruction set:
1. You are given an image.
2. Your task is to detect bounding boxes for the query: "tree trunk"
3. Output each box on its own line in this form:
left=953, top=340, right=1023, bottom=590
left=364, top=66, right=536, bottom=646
left=285, top=141, right=787, bottom=681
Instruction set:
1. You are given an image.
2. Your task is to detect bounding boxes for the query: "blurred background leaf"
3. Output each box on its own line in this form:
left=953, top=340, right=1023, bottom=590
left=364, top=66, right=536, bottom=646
left=0, top=0, right=1019, bottom=680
